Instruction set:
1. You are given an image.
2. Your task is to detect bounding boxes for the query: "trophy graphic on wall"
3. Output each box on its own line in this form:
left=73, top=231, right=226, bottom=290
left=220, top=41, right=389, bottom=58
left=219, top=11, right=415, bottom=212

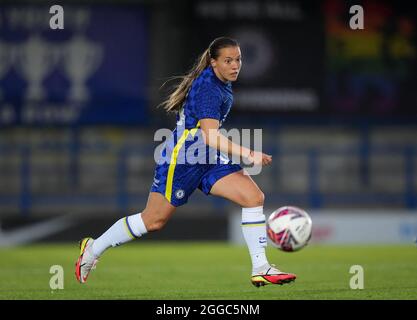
left=14, top=35, right=58, bottom=101
left=0, top=41, right=13, bottom=100
left=62, top=34, right=103, bottom=102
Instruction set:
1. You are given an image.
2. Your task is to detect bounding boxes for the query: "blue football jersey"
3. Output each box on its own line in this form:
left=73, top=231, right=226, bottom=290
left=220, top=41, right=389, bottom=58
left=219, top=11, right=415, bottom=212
left=151, top=66, right=242, bottom=206
left=159, top=66, right=234, bottom=165
left=179, top=66, right=233, bottom=129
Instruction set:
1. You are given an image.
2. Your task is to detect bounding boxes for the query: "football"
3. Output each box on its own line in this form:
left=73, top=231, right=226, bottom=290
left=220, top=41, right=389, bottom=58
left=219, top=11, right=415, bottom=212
left=267, top=206, right=313, bottom=252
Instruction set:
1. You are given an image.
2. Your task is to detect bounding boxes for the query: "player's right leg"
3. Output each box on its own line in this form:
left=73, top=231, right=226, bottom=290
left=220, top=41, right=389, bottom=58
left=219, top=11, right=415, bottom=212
left=75, top=192, right=176, bottom=283
left=208, top=169, right=296, bottom=287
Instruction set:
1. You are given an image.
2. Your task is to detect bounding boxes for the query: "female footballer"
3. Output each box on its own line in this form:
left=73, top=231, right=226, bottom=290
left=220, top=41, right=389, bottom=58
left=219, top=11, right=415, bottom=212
left=75, top=37, right=296, bottom=287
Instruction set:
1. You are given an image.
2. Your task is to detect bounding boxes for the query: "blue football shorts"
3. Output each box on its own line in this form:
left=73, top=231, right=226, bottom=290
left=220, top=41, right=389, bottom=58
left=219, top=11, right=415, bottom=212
left=150, top=162, right=243, bottom=207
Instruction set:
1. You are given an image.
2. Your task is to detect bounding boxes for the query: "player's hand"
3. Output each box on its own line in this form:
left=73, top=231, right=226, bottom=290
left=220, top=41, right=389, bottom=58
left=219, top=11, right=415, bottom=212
left=247, top=150, right=272, bottom=166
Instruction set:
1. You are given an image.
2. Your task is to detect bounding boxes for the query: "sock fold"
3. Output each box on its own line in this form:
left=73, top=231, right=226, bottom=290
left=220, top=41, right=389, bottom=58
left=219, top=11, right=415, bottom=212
left=91, top=212, right=147, bottom=258
left=126, top=213, right=148, bottom=238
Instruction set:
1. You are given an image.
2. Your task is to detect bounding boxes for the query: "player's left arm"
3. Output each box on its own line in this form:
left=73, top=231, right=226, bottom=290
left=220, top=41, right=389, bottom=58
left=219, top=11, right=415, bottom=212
left=199, top=118, right=272, bottom=166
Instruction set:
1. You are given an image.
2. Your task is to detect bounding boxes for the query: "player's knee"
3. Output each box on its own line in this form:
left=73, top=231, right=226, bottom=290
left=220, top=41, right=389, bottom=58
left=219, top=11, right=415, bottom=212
left=242, top=190, right=264, bottom=207
left=146, top=218, right=168, bottom=232
left=253, top=191, right=265, bottom=207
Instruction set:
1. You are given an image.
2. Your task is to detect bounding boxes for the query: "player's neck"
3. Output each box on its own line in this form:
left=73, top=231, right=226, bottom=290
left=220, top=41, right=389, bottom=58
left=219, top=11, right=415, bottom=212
left=212, top=67, right=227, bottom=83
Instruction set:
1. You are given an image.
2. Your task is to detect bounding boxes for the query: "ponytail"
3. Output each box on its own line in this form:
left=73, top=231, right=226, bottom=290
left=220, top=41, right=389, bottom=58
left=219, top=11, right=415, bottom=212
left=159, top=37, right=239, bottom=113
left=159, top=49, right=211, bottom=113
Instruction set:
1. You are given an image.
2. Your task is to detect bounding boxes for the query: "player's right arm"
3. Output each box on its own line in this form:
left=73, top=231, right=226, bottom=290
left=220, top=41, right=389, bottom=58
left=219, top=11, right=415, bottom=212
left=199, top=118, right=272, bottom=166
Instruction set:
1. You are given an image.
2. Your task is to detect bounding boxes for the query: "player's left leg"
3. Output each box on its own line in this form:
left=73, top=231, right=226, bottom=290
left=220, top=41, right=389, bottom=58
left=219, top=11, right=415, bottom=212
left=208, top=169, right=296, bottom=287
left=75, top=192, right=176, bottom=284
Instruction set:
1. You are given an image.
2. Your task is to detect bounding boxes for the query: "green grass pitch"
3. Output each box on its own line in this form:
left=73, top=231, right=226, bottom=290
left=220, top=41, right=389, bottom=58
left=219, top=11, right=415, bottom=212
left=1, top=242, right=417, bottom=300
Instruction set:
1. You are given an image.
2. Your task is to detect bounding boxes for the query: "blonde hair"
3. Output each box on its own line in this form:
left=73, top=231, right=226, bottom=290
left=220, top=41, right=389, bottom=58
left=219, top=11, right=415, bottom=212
left=159, top=37, right=239, bottom=113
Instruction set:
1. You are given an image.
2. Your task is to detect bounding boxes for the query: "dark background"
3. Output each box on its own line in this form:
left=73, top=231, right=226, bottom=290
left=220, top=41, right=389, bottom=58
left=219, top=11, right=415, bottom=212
left=0, top=0, right=416, bottom=242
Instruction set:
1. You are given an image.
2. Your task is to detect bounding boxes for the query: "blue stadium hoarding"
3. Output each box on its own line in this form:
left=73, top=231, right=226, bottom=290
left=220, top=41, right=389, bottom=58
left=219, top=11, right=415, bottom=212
left=0, top=4, right=149, bottom=125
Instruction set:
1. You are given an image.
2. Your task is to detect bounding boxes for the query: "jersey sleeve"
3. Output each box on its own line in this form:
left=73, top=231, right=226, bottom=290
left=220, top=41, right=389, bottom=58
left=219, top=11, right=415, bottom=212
left=193, top=82, right=222, bottom=121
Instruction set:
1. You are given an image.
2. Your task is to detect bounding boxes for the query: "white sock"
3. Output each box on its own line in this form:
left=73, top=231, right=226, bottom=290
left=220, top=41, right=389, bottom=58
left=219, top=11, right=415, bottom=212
left=241, top=206, right=269, bottom=273
left=91, top=212, right=147, bottom=258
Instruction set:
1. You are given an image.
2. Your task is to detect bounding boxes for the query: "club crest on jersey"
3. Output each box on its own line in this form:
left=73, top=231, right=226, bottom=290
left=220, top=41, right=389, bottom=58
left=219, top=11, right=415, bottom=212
left=175, top=189, right=185, bottom=199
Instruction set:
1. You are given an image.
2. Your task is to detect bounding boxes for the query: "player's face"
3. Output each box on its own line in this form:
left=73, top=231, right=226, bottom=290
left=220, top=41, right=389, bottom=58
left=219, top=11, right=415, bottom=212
left=211, top=46, right=242, bottom=82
